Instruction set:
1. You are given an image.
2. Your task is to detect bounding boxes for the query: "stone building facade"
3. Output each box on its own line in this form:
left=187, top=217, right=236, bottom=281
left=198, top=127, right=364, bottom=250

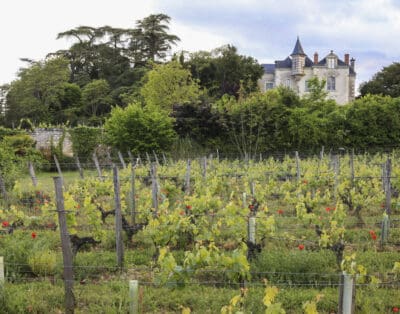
left=259, top=37, right=356, bottom=104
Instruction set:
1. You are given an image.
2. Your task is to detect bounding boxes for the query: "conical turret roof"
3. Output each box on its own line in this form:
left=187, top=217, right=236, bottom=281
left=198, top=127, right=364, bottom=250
left=291, top=37, right=306, bottom=56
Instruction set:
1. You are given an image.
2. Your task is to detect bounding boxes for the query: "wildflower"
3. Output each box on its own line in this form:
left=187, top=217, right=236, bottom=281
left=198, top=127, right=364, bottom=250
left=298, top=244, right=305, bottom=250
left=2, top=221, right=9, bottom=227
left=303, top=180, right=308, bottom=184
left=249, top=205, right=254, bottom=210
left=393, top=307, right=399, bottom=313
left=369, top=230, right=377, bottom=241
left=31, top=232, right=37, bottom=239
left=186, top=205, right=192, bottom=210
left=325, top=207, right=331, bottom=212
left=277, top=209, right=284, bottom=215
left=179, top=211, right=185, bottom=216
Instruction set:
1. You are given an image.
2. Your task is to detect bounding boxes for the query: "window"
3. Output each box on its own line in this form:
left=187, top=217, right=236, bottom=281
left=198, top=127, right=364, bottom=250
left=305, top=80, right=310, bottom=92
left=327, top=76, right=335, bottom=91
left=327, top=58, right=335, bottom=69
left=285, top=79, right=291, bottom=88
left=265, top=82, right=274, bottom=90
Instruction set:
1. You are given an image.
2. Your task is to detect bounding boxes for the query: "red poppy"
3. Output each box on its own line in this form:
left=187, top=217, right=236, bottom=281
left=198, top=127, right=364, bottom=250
left=179, top=211, right=185, bottom=216
left=369, top=230, right=377, bottom=240
left=249, top=205, right=254, bottom=210
left=303, top=180, right=308, bottom=184
left=277, top=209, right=284, bottom=215
left=393, top=307, right=399, bottom=313
left=186, top=205, right=192, bottom=210
left=31, top=232, right=37, bottom=239
left=298, top=244, right=305, bottom=250
left=325, top=207, right=331, bottom=212
left=2, top=221, right=9, bottom=227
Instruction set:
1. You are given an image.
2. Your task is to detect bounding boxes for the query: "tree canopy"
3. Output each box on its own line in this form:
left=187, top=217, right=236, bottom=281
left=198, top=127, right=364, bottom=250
left=359, top=62, right=400, bottom=97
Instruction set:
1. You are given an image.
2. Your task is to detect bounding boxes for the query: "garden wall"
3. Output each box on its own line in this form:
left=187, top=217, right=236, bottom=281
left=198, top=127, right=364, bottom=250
left=30, top=128, right=73, bottom=157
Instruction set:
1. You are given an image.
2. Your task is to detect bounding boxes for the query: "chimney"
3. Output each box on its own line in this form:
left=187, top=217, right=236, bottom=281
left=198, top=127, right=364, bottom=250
left=344, top=54, right=350, bottom=65
left=350, top=58, right=355, bottom=69
left=314, top=52, right=318, bottom=64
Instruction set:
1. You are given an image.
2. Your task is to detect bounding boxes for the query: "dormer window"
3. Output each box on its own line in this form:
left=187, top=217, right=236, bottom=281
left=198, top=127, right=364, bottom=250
left=327, top=58, right=336, bottom=69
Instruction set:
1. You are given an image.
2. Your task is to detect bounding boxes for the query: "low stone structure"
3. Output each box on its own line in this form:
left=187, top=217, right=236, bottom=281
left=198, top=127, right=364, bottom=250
left=30, top=128, right=73, bottom=157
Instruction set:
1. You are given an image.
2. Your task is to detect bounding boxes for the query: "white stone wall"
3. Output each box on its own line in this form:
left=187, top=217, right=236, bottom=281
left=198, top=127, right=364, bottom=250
left=30, top=128, right=73, bottom=157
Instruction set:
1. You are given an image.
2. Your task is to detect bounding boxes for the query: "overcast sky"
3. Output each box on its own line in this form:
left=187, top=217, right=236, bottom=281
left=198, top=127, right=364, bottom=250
left=2, top=0, right=400, bottom=92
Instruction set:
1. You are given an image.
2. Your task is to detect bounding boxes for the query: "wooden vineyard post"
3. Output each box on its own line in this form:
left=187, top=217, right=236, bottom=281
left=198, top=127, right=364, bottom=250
left=129, top=280, right=139, bottom=314
left=54, top=177, right=75, bottom=314
left=53, top=155, right=64, bottom=185
left=162, top=153, right=167, bottom=165
left=28, top=161, right=38, bottom=187
left=381, top=214, right=390, bottom=247
left=334, top=155, right=339, bottom=202
left=113, top=166, right=124, bottom=268
left=295, top=151, right=301, bottom=182
left=320, top=146, right=324, bottom=160
left=250, top=181, right=255, bottom=197
left=242, top=192, right=247, bottom=209
left=0, top=256, right=4, bottom=286
left=75, top=156, right=84, bottom=179
left=118, top=151, right=126, bottom=169
left=145, top=152, right=151, bottom=165
left=385, top=158, right=392, bottom=215
left=201, top=157, right=207, bottom=180
left=92, top=152, right=103, bottom=181
left=0, top=256, right=4, bottom=296
left=151, top=163, right=159, bottom=218
left=216, top=149, right=220, bottom=163
left=338, top=272, right=355, bottom=314
left=129, top=164, right=136, bottom=225
left=185, top=159, right=191, bottom=195
left=153, top=151, right=160, bottom=166
left=349, top=149, right=355, bottom=186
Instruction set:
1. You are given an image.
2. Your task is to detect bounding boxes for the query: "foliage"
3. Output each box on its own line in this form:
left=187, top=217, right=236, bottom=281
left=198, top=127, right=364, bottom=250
left=187, top=45, right=264, bottom=99
left=28, top=250, right=58, bottom=276
left=104, top=102, right=177, bottom=154
left=81, top=79, right=112, bottom=124
left=69, top=126, right=103, bottom=162
left=4, top=57, right=71, bottom=127
left=141, top=61, right=202, bottom=111
left=360, top=62, right=400, bottom=97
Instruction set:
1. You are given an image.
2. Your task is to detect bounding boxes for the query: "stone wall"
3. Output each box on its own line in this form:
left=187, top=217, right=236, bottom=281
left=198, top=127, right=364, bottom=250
left=30, top=128, right=73, bottom=157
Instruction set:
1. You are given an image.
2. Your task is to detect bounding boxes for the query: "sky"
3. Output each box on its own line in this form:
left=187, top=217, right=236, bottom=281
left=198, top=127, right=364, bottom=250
left=1, top=0, right=400, bottom=92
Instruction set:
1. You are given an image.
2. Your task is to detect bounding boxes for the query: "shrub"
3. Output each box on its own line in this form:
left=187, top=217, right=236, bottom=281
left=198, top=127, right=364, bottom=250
left=69, top=126, right=103, bottom=162
left=104, top=103, right=177, bottom=154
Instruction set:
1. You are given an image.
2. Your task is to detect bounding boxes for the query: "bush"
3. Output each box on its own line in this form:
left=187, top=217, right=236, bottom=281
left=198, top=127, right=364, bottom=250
left=104, top=103, right=177, bottom=154
left=69, top=126, right=103, bottom=162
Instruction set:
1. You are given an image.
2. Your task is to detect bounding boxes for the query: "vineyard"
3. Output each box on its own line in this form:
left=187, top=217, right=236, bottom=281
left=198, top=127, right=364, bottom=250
left=0, top=151, right=400, bottom=313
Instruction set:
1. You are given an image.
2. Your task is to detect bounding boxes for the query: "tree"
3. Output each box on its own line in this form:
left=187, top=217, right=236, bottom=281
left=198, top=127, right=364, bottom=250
left=104, top=103, right=176, bottom=154
left=187, top=45, right=264, bottom=99
left=135, top=14, right=180, bottom=62
left=141, top=61, right=201, bottom=110
left=4, top=57, right=70, bottom=126
left=81, top=79, right=112, bottom=124
left=359, top=62, right=400, bottom=97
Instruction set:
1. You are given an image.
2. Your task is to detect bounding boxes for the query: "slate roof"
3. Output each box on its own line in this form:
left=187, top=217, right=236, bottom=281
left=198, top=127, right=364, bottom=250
left=317, top=57, right=347, bottom=66
left=262, top=63, right=275, bottom=73
left=291, top=37, right=306, bottom=56
left=274, top=56, right=314, bottom=69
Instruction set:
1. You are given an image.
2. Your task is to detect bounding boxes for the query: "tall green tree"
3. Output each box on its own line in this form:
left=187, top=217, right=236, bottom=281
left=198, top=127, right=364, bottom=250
left=359, top=62, right=400, bottom=97
left=187, top=45, right=264, bottom=99
left=4, top=57, right=71, bottom=126
left=135, top=14, right=180, bottom=62
left=141, top=61, right=201, bottom=110
left=81, top=79, right=112, bottom=124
